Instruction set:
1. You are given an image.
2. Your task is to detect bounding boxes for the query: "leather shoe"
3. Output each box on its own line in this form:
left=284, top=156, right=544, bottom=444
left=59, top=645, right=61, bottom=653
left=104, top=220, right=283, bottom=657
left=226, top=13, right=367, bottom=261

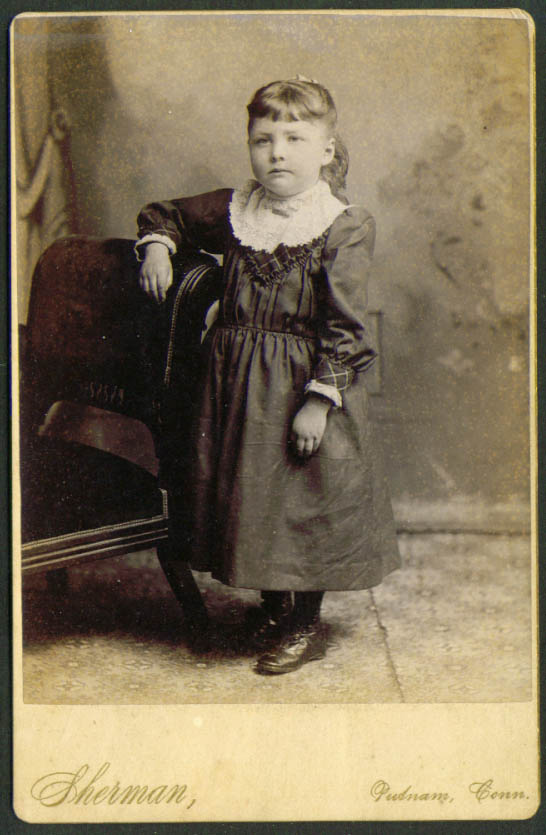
left=254, top=624, right=326, bottom=675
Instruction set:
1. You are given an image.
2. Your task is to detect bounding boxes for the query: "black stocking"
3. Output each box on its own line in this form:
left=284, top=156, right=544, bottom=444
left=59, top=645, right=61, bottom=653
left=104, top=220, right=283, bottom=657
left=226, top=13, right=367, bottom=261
left=260, top=591, right=292, bottom=621
left=293, top=591, right=325, bottom=628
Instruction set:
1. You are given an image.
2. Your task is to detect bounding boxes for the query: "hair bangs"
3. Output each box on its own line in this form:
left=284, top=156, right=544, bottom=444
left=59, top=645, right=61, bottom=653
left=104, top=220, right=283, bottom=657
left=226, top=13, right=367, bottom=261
left=247, top=80, right=337, bottom=133
left=251, top=100, right=318, bottom=125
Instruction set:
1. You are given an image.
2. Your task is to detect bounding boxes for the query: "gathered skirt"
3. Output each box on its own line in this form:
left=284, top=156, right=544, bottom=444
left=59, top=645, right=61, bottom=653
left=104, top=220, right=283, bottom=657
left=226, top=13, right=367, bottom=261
left=166, top=320, right=400, bottom=591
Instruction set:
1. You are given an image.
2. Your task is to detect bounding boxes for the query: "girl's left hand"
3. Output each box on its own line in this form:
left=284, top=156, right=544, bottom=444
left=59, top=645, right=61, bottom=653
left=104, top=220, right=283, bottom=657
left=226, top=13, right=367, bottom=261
left=291, top=397, right=330, bottom=457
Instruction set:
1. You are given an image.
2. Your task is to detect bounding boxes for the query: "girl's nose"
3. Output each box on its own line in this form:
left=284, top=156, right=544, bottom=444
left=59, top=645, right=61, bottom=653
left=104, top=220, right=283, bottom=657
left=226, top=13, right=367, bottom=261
left=270, top=141, right=286, bottom=161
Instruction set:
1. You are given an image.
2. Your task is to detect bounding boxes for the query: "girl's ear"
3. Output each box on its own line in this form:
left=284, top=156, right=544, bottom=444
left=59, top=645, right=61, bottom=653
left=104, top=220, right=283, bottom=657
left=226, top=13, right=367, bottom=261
left=322, top=137, right=336, bottom=165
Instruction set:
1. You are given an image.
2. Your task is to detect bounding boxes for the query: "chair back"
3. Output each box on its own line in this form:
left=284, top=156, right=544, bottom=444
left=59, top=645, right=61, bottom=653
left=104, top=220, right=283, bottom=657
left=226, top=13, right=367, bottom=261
left=22, top=235, right=222, bottom=440
left=24, top=236, right=162, bottom=432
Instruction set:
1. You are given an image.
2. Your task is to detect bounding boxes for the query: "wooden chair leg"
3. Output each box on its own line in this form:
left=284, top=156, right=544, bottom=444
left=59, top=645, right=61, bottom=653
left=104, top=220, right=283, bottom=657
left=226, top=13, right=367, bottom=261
left=156, top=542, right=209, bottom=636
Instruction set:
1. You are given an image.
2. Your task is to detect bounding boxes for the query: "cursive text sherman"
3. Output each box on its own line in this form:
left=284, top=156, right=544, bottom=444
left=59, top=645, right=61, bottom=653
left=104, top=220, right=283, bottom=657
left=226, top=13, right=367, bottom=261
left=31, top=762, right=197, bottom=809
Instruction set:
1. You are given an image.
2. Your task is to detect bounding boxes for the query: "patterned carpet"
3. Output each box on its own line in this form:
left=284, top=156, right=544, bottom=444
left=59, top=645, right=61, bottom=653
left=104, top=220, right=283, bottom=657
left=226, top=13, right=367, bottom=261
left=21, top=533, right=532, bottom=704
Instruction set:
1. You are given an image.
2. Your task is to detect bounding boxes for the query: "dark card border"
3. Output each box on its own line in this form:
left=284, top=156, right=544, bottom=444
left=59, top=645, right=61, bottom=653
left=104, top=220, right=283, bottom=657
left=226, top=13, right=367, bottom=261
left=3, top=2, right=545, bottom=832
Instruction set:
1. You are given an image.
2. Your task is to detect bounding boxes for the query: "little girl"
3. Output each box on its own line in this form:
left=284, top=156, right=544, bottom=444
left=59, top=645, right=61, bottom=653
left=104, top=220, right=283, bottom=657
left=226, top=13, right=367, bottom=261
left=137, top=77, right=400, bottom=675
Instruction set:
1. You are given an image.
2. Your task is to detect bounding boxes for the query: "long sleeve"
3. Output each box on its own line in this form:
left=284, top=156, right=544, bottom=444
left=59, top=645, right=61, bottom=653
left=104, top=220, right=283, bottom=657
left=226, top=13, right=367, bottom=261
left=311, top=206, right=377, bottom=395
left=136, top=188, right=233, bottom=255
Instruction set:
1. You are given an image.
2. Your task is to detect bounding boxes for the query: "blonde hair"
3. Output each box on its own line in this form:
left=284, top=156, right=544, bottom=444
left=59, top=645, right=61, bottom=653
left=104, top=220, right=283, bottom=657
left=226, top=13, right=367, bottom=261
left=247, top=79, right=349, bottom=196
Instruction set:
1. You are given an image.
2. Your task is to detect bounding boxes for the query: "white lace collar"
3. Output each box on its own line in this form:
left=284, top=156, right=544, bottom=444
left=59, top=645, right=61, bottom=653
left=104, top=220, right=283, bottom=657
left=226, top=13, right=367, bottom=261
left=229, top=179, right=348, bottom=253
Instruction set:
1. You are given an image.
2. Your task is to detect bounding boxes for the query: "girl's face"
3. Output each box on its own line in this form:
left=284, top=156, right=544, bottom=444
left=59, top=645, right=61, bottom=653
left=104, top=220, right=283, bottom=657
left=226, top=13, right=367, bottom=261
left=248, top=116, right=335, bottom=198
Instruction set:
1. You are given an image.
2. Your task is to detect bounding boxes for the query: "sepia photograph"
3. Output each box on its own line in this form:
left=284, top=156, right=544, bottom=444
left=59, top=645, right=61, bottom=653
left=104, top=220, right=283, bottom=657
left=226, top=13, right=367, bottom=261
left=11, top=9, right=538, bottom=823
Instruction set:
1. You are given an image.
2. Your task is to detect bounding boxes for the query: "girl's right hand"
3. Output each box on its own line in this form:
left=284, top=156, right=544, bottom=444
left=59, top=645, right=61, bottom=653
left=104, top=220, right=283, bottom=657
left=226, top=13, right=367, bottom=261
left=139, top=242, right=173, bottom=303
left=291, top=396, right=330, bottom=457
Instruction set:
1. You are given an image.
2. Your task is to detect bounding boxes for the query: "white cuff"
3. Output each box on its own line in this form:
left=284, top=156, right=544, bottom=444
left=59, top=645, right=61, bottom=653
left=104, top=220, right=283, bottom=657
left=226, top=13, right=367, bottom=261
left=134, top=234, right=177, bottom=261
left=304, top=380, right=343, bottom=409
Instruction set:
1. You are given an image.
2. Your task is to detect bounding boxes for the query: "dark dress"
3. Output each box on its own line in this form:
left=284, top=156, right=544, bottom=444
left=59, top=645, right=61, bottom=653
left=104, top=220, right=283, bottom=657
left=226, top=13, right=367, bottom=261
left=138, top=187, right=400, bottom=591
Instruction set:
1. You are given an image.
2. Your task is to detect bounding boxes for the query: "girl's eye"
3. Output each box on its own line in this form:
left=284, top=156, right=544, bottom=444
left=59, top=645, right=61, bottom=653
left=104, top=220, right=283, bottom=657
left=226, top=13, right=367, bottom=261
left=288, top=135, right=303, bottom=142
left=252, top=137, right=269, bottom=146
